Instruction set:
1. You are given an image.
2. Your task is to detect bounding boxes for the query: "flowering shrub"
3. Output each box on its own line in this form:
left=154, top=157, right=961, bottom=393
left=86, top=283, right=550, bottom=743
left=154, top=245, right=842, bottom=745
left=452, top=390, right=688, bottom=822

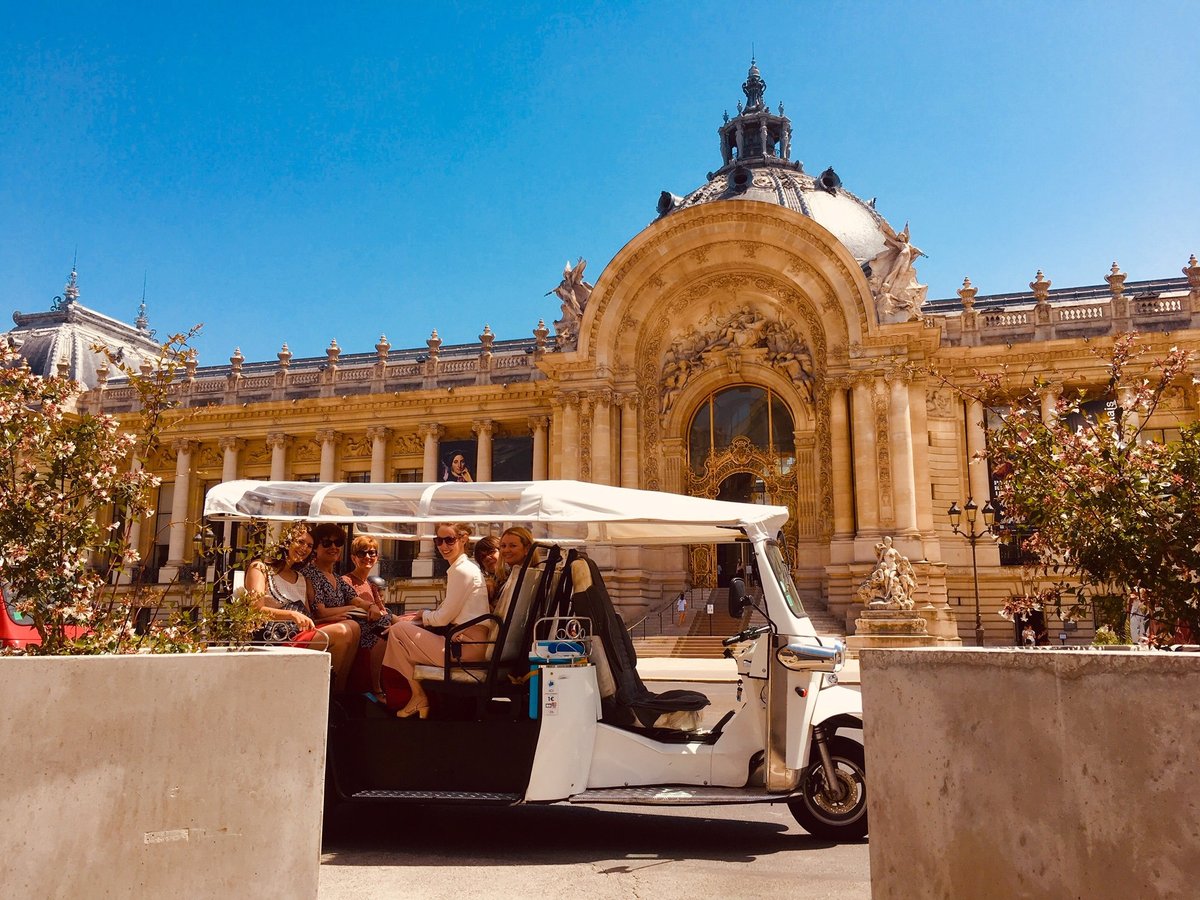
left=974, top=334, right=1200, bottom=645
left=0, top=333, right=206, bottom=654
left=998, top=590, right=1055, bottom=623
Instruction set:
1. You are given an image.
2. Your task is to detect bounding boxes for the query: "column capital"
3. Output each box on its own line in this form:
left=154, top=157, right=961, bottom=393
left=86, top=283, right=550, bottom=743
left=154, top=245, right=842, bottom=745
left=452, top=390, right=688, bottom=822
left=527, top=415, right=550, bottom=433
left=218, top=436, right=244, bottom=452
left=418, top=423, right=446, bottom=441
left=471, top=418, right=496, bottom=437
left=266, top=432, right=292, bottom=450
left=366, top=425, right=391, bottom=442
left=885, top=367, right=912, bottom=387
left=315, top=428, right=342, bottom=445
left=171, top=438, right=197, bottom=456
left=827, top=375, right=852, bottom=394
left=593, top=388, right=614, bottom=406
left=619, top=390, right=641, bottom=410
left=561, top=391, right=582, bottom=409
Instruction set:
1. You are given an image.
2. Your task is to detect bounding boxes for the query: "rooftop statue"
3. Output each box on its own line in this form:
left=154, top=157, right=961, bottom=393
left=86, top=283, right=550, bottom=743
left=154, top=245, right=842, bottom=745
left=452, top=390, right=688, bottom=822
left=867, top=221, right=928, bottom=323
left=856, top=536, right=918, bottom=610
left=547, top=258, right=594, bottom=350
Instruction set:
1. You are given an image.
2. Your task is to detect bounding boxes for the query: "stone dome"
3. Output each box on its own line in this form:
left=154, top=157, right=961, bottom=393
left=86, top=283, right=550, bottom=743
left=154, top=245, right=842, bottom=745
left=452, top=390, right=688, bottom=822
left=656, top=61, right=890, bottom=266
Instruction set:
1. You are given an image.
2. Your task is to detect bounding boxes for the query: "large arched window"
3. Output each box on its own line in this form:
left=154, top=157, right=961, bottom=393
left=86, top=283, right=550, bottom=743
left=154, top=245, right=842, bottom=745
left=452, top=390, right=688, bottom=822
left=688, top=386, right=794, bottom=475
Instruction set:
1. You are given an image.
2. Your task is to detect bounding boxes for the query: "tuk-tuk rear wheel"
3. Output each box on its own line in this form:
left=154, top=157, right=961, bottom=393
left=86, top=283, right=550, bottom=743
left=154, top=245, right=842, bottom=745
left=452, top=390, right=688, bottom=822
left=788, top=735, right=868, bottom=841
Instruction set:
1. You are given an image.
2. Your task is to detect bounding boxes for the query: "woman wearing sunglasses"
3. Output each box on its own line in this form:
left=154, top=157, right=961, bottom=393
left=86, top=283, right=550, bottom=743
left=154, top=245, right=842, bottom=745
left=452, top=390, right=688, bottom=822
left=343, top=535, right=393, bottom=696
left=301, top=522, right=363, bottom=692
left=381, top=522, right=489, bottom=718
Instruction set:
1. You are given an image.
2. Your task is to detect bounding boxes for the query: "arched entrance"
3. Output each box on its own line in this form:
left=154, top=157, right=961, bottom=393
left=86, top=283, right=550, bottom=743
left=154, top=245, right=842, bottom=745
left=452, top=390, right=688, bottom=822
left=686, top=385, right=799, bottom=587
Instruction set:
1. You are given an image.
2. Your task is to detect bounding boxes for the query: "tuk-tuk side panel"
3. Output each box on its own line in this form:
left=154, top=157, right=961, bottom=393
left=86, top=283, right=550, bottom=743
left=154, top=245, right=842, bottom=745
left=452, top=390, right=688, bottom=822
left=784, top=671, right=825, bottom=773
left=524, top=665, right=600, bottom=802
left=587, top=724, right=717, bottom=789
left=330, top=711, right=541, bottom=794
left=708, top=698, right=768, bottom=786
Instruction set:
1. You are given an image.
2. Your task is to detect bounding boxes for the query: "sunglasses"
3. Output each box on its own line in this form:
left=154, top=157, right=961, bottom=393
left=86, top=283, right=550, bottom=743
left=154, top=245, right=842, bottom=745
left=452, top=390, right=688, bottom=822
left=434, top=535, right=460, bottom=547
left=318, top=538, right=344, bottom=549
left=355, top=549, right=378, bottom=558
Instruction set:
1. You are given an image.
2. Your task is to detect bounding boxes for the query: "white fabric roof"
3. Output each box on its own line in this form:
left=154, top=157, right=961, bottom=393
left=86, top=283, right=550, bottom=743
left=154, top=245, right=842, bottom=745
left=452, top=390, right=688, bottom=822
left=203, top=479, right=788, bottom=545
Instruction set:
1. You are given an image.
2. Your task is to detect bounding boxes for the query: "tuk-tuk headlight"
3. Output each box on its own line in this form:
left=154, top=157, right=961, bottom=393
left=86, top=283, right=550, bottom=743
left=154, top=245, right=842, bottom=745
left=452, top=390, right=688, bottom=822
left=777, top=639, right=845, bottom=673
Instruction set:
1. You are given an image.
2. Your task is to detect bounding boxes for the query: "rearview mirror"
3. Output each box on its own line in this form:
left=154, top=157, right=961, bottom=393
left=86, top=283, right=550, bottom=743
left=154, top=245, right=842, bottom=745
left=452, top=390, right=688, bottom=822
left=728, top=577, right=748, bottom=618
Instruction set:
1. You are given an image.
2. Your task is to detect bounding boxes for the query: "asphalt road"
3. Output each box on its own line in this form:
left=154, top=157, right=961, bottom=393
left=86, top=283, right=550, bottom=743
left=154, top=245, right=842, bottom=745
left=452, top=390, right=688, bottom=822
left=319, top=800, right=870, bottom=899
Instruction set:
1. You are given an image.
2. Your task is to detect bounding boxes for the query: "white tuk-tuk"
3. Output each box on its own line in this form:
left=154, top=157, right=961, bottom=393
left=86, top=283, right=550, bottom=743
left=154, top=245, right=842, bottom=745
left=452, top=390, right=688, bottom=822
left=203, top=479, right=867, bottom=840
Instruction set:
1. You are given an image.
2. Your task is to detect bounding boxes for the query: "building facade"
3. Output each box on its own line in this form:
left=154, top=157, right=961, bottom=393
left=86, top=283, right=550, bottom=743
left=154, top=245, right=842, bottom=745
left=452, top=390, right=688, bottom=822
left=11, top=63, right=1200, bottom=643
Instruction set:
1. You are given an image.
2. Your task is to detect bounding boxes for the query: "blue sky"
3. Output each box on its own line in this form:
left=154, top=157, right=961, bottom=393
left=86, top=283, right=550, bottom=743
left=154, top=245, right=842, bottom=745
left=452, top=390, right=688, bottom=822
left=2, top=1, right=1197, bottom=364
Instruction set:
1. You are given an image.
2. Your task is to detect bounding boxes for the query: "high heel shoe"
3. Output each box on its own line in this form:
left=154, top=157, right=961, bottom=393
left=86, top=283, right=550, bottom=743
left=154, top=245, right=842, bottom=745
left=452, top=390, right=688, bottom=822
left=395, top=704, right=429, bottom=719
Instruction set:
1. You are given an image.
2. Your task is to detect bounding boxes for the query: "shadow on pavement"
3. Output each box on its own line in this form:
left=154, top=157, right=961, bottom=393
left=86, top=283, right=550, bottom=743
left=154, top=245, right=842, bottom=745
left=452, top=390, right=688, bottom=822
left=321, top=802, right=852, bottom=867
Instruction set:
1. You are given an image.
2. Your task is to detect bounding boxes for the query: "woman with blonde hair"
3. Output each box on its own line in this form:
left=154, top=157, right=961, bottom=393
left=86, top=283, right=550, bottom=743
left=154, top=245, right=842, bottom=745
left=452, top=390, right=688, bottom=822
left=381, top=522, right=490, bottom=718
left=342, top=534, right=393, bottom=695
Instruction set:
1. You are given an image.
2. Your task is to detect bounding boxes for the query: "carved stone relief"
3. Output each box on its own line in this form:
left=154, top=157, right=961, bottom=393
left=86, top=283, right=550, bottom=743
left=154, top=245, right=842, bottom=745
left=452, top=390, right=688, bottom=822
left=656, top=300, right=816, bottom=419
left=342, top=435, right=372, bottom=459
left=294, top=439, right=320, bottom=463
left=872, top=383, right=894, bottom=526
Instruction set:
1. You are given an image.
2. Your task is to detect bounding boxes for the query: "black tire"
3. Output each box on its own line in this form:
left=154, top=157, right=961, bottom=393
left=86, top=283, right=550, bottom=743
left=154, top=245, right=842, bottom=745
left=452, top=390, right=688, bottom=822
left=788, top=735, right=868, bottom=841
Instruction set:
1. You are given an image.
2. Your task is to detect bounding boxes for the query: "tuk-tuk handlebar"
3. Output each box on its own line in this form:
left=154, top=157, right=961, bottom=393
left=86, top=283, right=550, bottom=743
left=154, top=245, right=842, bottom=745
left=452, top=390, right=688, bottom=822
left=721, top=624, right=772, bottom=647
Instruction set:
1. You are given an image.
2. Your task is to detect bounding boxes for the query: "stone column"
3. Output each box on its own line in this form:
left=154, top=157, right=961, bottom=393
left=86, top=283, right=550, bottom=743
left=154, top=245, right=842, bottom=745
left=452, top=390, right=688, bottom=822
left=162, top=439, right=196, bottom=581
left=908, top=378, right=936, bottom=540
left=528, top=416, right=549, bottom=481
left=1040, top=384, right=1061, bottom=425
left=829, top=380, right=855, bottom=539
left=416, top=424, right=444, bottom=576
left=560, top=393, right=581, bottom=480
left=888, top=371, right=918, bottom=535
left=548, top=400, right=563, bottom=479
left=219, top=436, right=242, bottom=483
left=472, top=419, right=495, bottom=482
left=217, top=436, right=243, bottom=559
left=850, top=375, right=881, bottom=537
left=267, top=433, right=290, bottom=482
left=118, top=455, right=144, bottom=585
left=620, top=391, right=640, bottom=489
left=965, top=397, right=991, bottom=506
left=317, top=429, right=340, bottom=483
left=367, top=426, right=390, bottom=483
left=419, top=423, right=444, bottom=482
left=591, top=390, right=613, bottom=485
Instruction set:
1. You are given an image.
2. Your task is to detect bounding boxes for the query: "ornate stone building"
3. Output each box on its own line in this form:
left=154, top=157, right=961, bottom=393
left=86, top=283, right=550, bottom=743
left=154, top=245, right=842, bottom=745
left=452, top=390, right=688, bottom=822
left=10, top=62, right=1199, bottom=642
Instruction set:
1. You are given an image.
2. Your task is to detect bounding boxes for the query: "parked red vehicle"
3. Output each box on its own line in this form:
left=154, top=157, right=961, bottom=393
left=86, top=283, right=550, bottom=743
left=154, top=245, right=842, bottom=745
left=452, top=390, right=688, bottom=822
left=1, top=583, right=40, bottom=650
left=0, top=583, right=88, bottom=651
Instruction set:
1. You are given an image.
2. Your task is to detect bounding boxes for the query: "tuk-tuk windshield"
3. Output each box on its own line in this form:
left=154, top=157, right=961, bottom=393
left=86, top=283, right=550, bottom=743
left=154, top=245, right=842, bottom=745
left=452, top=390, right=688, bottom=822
left=764, top=542, right=807, bottom=620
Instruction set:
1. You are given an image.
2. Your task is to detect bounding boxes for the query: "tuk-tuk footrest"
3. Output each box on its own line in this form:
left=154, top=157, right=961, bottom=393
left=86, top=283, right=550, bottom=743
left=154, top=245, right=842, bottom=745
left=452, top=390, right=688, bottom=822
left=349, top=789, right=522, bottom=804
left=569, top=786, right=791, bottom=805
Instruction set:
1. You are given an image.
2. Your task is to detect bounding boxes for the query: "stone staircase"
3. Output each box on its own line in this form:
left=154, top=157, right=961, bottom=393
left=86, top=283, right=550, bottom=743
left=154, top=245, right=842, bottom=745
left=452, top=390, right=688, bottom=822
left=631, top=588, right=847, bottom=659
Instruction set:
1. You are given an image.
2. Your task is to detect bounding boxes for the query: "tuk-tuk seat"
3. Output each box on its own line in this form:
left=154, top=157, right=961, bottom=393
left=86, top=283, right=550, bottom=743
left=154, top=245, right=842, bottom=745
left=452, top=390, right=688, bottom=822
left=412, top=547, right=561, bottom=715
left=567, top=557, right=710, bottom=731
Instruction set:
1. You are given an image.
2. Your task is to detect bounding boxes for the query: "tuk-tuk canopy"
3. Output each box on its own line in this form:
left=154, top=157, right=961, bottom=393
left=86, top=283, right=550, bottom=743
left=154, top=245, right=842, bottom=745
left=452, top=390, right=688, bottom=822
left=202, top=479, right=789, bottom=545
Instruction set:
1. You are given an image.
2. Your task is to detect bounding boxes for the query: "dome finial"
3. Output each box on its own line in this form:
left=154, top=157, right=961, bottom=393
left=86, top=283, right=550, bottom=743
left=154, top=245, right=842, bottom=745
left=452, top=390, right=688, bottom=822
left=63, top=260, right=79, bottom=304
left=742, top=58, right=766, bottom=112
left=135, top=272, right=149, bottom=331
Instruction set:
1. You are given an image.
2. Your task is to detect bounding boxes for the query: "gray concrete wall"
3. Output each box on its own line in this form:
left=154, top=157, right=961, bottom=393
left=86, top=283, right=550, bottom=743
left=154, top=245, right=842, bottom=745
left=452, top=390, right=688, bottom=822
left=1, top=648, right=329, bottom=899
left=860, top=648, right=1200, bottom=899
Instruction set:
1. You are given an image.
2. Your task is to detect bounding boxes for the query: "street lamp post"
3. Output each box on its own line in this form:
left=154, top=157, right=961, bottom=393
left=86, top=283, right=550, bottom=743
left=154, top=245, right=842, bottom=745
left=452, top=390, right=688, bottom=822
left=948, top=498, right=996, bottom=647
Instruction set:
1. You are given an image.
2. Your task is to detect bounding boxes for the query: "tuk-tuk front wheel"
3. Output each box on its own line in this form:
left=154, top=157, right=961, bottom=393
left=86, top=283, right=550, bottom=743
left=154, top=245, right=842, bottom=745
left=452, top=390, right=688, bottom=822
left=788, top=736, right=868, bottom=841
